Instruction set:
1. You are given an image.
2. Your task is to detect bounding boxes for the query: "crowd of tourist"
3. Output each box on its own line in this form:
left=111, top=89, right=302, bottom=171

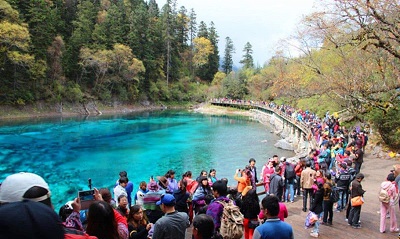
left=1, top=101, right=398, bottom=239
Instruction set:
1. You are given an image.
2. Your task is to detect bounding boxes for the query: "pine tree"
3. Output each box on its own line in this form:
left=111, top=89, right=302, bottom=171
left=222, top=36, right=235, bottom=74
left=240, top=42, right=254, bottom=69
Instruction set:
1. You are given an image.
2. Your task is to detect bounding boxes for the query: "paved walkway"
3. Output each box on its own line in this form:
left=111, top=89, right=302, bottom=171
left=185, top=151, right=399, bottom=239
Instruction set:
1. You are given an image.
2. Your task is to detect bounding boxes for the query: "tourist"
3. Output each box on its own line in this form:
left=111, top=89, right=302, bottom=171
left=143, top=177, right=164, bottom=223
left=234, top=168, right=252, bottom=207
left=192, top=214, right=215, bottom=239
left=294, top=158, right=305, bottom=197
left=283, top=159, right=296, bottom=203
left=165, top=169, right=178, bottom=193
left=127, top=205, right=153, bottom=239
left=335, top=162, right=351, bottom=212
left=183, top=171, right=198, bottom=194
left=114, top=176, right=128, bottom=206
left=259, top=194, right=288, bottom=222
left=379, top=173, right=399, bottom=233
left=348, top=173, right=366, bottom=229
left=234, top=168, right=251, bottom=194
left=309, top=182, right=324, bottom=238
left=173, top=179, right=190, bottom=214
left=353, top=144, right=364, bottom=174
left=116, top=195, right=129, bottom=218
left=301, top=161, right=316, bottom=212
left=183, top=170, right=197, bottom=223
left=269, top=166, right=284, bottom=201
left=208, top=169, right=218, bottom=186
left=193, top=176, right=212, bottom=214
left=116, top=171, right=134, bottom=207
left=240, top=187, right=260, bottom=239
left=248, top=158, right=259, bottom=188
left=322, top=174, right=334, bottom=225
left=156, top=176, right=169, bottom=194
left=152, top=194, right=190, bottom=239
left=85, top=201, right=124, bottom=239
left=261, top=159, right=276, bottom=194
left=135, top=181, right=148, bottom=206
left=196, top=170, right=208, bottom=182
left=253, top=195, right=294, bottom=239
left=206, top=180, right=230, bottom=234
left=99, top=188, right=116, bottom=207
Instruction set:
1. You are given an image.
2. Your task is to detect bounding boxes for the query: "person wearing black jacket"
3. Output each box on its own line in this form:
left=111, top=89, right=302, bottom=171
left=348, top=173, right=366, bottom=229
left=310, top=182, right=324, bottom=238
left=241, top=187, right=261, bottom=239
left=248, top=158, right=258, bottom=188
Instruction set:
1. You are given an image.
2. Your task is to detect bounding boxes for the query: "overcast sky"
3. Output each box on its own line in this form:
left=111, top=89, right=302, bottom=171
left=157, top=0, right=316, bottom=67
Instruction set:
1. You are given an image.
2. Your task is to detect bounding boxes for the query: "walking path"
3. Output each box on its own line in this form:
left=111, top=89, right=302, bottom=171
left=184, top=153, right=398, bottom=239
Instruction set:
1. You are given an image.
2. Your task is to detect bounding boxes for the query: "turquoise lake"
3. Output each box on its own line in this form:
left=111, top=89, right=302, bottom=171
left=0, top=110, right=294, bottom=211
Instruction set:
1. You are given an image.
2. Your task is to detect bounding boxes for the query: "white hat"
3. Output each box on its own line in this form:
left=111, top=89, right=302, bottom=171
left=0, top=172, right=51, bottom=203
left=280, top=157, right=286, bottom=162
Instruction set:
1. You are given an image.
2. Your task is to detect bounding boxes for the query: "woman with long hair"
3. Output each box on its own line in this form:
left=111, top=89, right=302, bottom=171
left=241, top=188, right=260, bottom=239
left=173, top=179, right=190, bottom=214
left=208, top=169, right=218, bottom=186
left=192, top=176, right=212, bottom=214
left=86, top=201, right=119, bottom=239
left=127, top=205, right=153, bottom=239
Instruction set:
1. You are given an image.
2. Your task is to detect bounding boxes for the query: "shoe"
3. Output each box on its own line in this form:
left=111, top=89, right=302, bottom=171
left=302, top=208, right=307, bottom=212
left=327, top=221, right=332, bottom=226
left=310, top=232, right=319, bottom=238
left=390, top=228, right=400, bottom=232
left=345, top=218, right=348, bottom=222
left=294, top=195, right=297, bottom=198
left=352, top=225, right=362, bottom=229
left=290, top=201, right=294, bottom=203
left=380, top=231, right=385, bottom=233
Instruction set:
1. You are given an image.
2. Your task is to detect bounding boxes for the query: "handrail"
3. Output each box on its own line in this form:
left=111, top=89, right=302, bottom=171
left=210, top=100, right=318, bottom=149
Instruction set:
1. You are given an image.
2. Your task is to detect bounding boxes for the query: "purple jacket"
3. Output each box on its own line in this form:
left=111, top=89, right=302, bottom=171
left=206, top=196, right=230, bottom=230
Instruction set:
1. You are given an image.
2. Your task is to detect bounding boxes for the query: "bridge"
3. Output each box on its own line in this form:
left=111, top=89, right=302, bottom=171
left=210, top=100, right=318, bottom=154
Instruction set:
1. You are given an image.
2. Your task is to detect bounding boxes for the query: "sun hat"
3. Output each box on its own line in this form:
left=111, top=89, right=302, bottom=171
left=0, top=172, right=51, bottom=203
left=157, top=176, right=169, bottom=189
left=156, top=193, right=176, bottom=206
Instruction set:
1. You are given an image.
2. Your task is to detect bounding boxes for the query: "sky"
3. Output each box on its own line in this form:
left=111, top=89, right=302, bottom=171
left=158, top=0, right=316, bottom=67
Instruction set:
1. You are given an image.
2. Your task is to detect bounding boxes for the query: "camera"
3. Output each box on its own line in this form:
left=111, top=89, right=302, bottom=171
left=78, top=189, right=95, bottom=210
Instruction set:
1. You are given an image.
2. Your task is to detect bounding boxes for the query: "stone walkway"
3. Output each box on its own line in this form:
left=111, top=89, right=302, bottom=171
left=185, top=152, right=399, bottom=239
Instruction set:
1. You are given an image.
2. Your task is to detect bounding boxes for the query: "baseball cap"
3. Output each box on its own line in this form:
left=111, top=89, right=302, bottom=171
left=0, top=172, right=51, bottom=203
left=0, top=200, right=64, bottom=239
left=156, top=194, right=176, bottom=206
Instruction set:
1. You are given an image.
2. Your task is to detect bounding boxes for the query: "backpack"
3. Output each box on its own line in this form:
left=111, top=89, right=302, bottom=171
left=330, top=186, right=340, bottom=203
left=285, top=163, right=295, bottom=180
left=379, top=188, right=390, bottom=203
left=216, top=200, right=244, bottom=239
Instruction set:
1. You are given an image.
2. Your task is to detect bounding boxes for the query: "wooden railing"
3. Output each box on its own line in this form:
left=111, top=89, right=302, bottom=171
left=210, top=100, right=318, bottom=149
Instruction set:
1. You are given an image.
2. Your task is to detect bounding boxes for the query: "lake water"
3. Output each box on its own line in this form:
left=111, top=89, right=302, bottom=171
left=0, top=110, right=294, bottom=210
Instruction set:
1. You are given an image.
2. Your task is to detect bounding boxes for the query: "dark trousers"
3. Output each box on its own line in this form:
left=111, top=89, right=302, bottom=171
left=295, top=176, right=301, bottom=195
left=303, top=188, right=314, bottom=211
left=346, top=196, right=351, bottom=219
left=337, top=189, right=348, bottom=210
left=354, top=162, right=362, bottom=174
left=323, top=200, right=333, bottom=223
left=348, top=205, right=362, bottom=226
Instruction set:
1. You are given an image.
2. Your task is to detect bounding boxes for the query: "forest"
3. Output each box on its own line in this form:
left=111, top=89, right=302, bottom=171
left=0, top=0, right=399, bottom=149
